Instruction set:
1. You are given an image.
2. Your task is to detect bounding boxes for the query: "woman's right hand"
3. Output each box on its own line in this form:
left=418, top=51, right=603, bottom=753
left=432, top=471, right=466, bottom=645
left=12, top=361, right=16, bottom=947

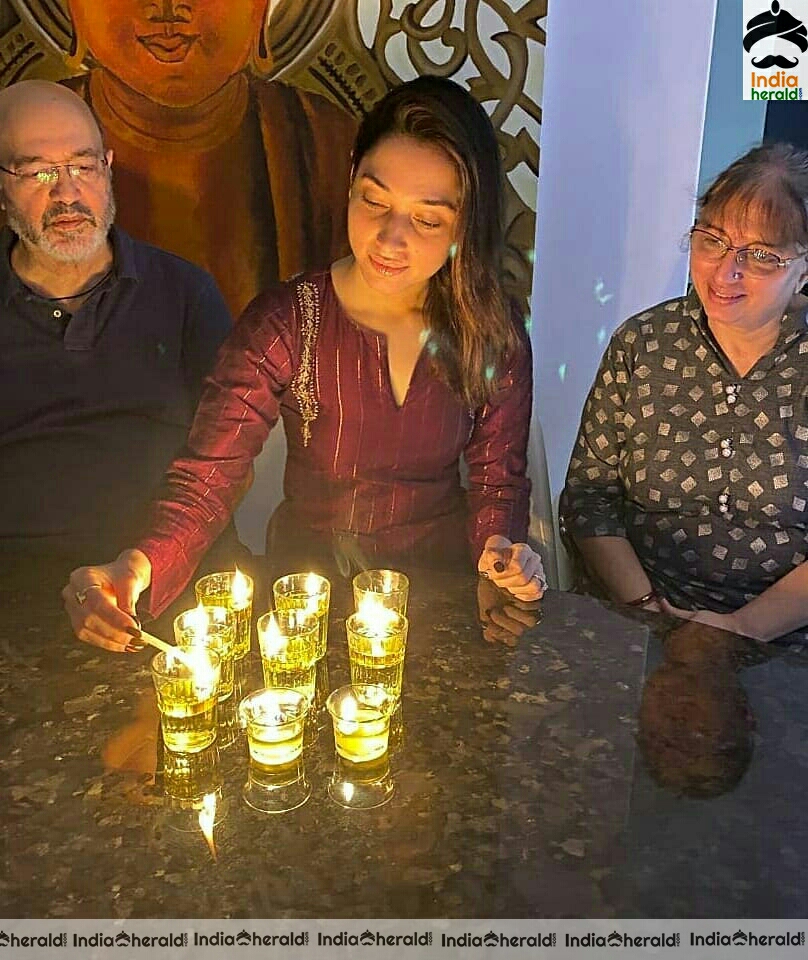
left=62, top=549, right=152, bottom=653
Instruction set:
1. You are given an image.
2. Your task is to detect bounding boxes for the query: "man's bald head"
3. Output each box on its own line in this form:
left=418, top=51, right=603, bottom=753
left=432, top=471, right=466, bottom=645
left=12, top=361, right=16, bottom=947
left=0, top=80, right=114, bottom=266
left=0, top=80, right=105, bottom=167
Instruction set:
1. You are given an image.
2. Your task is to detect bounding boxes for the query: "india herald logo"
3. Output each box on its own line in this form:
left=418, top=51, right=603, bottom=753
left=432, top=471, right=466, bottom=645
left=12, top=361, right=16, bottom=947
left=744, top=1, right=808, bottom=68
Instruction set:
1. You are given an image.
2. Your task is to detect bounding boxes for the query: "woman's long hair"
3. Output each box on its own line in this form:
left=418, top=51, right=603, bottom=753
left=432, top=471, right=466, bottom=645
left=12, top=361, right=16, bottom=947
left=351, top=76, right=518, bottom=408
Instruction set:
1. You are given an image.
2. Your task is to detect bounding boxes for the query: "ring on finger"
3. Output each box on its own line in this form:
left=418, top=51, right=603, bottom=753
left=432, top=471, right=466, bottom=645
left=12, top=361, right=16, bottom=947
left=75, top=583, right=104, bottom=605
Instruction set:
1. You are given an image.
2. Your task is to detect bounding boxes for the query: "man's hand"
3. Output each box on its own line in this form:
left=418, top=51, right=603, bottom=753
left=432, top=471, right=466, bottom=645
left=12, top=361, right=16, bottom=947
left=62, top=549, right=152, bottom=653
left=477, top=535, right=547, bottom=601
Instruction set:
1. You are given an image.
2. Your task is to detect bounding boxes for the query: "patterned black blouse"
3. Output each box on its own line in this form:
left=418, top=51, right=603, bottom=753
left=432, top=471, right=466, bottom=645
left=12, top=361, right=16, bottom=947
left=561, top=290, right=808, bottom=620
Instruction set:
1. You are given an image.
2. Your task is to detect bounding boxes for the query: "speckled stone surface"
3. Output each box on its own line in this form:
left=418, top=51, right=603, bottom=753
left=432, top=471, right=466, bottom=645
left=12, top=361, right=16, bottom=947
left=1, top=566, right=805, bottom=918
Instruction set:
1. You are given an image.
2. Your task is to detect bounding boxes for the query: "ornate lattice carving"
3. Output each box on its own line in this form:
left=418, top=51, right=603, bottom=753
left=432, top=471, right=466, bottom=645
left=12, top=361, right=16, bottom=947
left=292, top=0, right=547, bottom=308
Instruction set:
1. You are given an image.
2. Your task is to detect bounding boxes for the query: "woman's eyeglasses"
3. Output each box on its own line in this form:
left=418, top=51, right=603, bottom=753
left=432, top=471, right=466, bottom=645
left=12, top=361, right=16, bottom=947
left=684, top=226, right=804, bottom=278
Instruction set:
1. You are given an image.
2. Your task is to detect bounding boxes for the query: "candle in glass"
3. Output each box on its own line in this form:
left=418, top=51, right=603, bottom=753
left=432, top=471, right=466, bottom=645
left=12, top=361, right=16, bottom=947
left=239, top=688, right=308, bottom=771
left=272, top=572, right=330, bottom=660
left=256, top=610, right=319, bottom=706
left=326, top=684, right=397, bottom=808
left=239, top=687, right=311, bottom=813
left=151, top=647, right=221, bottom=753
left=326, top=684, right=397, bottom=764
left=352, top=569, right=409, bottom=616
left=194, top=568, right=253, bottom=659
left=174, top=604, right=235, bottom=701
left=346, top=596, right=408, bottom=699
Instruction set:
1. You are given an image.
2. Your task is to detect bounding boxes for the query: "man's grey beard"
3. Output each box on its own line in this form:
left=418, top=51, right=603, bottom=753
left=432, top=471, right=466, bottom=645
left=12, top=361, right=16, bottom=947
left=5, top=191, right=117, bottom=264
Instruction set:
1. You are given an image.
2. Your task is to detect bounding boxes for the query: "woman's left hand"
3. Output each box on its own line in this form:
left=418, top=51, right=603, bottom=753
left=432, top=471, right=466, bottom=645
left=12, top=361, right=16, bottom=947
left=478, top=535, right=547, bottom=601
left=658, top=598, right=746, bottom=637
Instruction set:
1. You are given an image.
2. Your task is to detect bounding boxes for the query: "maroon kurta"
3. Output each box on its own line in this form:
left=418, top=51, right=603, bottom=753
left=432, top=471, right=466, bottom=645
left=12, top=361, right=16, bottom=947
left=139, top=270, right=531, bottom=615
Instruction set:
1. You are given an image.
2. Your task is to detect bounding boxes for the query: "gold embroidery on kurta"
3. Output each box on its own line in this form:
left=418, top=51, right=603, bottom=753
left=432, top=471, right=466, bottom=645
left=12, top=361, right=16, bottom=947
left=291, top=280, right=321, bottom=446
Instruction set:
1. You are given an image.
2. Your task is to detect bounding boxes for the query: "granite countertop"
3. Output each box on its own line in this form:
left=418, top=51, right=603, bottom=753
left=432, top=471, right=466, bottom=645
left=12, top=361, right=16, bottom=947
left=1, top=565, right=807, bottom=918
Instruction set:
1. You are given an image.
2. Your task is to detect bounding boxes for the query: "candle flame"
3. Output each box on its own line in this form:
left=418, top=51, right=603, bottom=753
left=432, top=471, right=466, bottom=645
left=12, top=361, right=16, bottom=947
left=186, top=602, right=209, bottom=643
left=255, top=690, right=285, bottom=725
left=304, top=573, right=323, bottom=617
left=262, top=617, right=287, bottom=657
left=198, top=792, right=217, bottom=861
left=337, top=693, right=359, bottom=735
left=357, top=595, right=397, bottom=637
left=231, top=567, right=250, bottom=608
left=181, top=646, right=218, bottom=698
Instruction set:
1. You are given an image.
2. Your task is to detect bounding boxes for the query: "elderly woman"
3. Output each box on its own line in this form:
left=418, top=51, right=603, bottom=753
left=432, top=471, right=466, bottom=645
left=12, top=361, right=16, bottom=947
left=562, top=143, right=808, bottom=642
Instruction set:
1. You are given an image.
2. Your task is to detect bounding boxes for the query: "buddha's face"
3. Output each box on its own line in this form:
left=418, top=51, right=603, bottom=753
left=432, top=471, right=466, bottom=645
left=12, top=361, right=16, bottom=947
left=68, top=0, right=267, bottom=107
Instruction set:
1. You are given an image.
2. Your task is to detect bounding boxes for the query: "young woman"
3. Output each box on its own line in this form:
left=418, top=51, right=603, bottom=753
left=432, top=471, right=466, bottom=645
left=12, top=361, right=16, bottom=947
left=64, top=76, right=545, bottom=652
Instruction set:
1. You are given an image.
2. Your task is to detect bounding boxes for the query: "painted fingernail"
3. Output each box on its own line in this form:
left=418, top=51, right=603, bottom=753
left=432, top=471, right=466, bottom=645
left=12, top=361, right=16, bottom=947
left=126, top=625, right=142, bottom=639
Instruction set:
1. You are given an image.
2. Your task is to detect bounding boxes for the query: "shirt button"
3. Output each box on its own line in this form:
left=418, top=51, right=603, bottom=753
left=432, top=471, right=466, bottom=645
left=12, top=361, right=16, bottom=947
left=53, top=309, right=62, bottom=319
left=719, top=504, right=729, bottom=514
left=718, top=493, right=728, bottom=504
left=727, top=394, right=736, bottom=404
left=721, top=448, right=732, bottom=458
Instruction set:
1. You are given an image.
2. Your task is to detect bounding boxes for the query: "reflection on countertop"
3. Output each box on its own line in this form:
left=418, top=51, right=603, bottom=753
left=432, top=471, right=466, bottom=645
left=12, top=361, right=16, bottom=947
left=1, top=564, right=807, bottom=918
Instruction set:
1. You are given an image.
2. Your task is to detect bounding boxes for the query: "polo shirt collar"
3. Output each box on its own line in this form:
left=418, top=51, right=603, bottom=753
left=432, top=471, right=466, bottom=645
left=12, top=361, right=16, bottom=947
left=110, top=224, right=138, bottom=282
left=0, top=223, right=135, bottom=306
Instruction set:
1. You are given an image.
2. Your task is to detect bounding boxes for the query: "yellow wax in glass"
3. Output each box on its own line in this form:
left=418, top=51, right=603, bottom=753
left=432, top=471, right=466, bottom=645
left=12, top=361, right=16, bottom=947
left=240, top=688, right=308, bottom=772
left=346, top=608, right=408, bottom=699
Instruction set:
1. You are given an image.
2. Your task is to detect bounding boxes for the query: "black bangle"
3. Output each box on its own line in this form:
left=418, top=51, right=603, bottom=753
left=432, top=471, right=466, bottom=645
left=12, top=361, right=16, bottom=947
left=626, top=590, right=658, bottom=607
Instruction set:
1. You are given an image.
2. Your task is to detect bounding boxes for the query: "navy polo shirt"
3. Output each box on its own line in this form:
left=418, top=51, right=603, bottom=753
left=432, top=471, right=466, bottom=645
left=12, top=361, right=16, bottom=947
left=0, top=225, right=232, bottom=561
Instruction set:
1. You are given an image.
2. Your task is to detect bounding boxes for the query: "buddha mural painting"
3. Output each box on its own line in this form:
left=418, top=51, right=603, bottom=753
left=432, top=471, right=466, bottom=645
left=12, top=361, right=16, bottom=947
left=59, top=0, right=358, bottom=315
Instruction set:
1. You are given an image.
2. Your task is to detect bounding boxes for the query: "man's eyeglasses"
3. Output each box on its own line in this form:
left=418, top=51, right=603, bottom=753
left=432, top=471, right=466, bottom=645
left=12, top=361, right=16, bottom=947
left=0, top=156, right=108, bottom=187
left=685, top=226, right=805, bottom=279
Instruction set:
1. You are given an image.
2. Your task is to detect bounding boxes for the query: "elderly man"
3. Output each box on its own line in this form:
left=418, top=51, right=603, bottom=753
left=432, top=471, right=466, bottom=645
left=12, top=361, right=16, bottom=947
left=0, top=80, right=236, bottom=572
